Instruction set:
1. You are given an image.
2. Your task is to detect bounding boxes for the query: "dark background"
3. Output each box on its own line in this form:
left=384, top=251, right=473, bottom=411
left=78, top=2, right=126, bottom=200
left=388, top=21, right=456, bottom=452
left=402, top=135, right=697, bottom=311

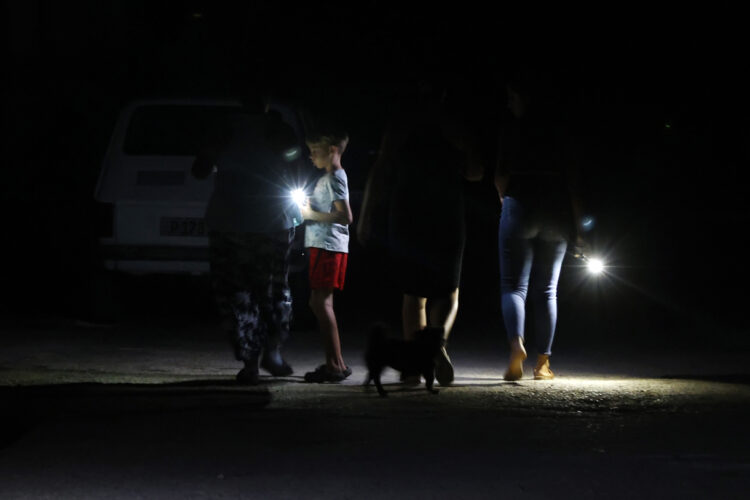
left=3, top=1, right=748, bottom=350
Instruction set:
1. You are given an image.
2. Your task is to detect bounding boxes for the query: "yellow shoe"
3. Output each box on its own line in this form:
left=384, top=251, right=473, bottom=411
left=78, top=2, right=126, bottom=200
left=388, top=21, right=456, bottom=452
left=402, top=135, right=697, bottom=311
left=503, top=347, right=527, bottom=381
left=533, top=355, right=555, bottom=380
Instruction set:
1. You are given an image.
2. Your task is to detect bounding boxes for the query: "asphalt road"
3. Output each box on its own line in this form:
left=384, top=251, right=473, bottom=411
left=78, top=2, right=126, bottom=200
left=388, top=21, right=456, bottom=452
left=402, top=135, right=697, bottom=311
left=1, top=308, right=749, bottom=499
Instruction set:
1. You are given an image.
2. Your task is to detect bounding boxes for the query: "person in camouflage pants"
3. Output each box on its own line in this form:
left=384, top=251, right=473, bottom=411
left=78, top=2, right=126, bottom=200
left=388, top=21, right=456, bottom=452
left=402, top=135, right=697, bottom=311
left=193, top=105, right=303, bottom=385
left=209, top=229, right=296, bottom=385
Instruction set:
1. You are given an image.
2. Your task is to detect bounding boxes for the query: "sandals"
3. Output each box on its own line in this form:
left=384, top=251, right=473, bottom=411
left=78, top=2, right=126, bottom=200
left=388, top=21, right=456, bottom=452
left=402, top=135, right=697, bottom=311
left=304, top=364, right=352, bottom=383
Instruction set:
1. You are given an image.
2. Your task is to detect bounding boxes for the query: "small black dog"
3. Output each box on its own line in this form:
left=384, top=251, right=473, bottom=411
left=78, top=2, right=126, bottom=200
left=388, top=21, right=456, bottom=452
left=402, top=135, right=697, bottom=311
left=363, top=323, right=445, bottom=397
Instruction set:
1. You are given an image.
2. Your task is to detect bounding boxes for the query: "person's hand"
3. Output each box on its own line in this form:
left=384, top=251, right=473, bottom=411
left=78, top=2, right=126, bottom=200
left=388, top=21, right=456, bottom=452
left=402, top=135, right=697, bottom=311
left=300, top=202, right=312, bottom=220
left=191, top=157, right=216, bottom=179
left=356, top=216, right=373, bottom=248
left=570, top=235, right=591, bottom=259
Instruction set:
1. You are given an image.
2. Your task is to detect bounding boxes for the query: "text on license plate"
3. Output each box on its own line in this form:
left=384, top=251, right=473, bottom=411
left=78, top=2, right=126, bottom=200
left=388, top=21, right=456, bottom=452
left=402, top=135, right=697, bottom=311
left=160, top=217, right=207, bottom=237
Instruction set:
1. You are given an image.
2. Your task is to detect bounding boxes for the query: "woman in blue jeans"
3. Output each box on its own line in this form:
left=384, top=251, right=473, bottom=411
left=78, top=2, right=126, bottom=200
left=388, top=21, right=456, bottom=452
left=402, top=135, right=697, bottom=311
left=496, top=67, right=587, bottom=381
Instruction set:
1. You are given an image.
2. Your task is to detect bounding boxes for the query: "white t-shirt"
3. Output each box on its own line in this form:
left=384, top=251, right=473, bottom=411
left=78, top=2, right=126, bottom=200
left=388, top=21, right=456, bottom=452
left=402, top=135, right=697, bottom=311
left=303, top=169, right=350, bottom=253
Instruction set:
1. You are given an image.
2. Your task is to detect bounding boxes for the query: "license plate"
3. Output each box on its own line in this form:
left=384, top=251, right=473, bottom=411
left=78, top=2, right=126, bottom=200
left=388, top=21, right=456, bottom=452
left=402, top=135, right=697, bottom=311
left=160, top=217, right=207, bottom=237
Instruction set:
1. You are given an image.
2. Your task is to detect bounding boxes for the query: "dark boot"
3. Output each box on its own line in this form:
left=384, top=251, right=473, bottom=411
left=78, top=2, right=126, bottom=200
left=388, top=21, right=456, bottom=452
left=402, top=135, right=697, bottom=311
left=236, top=355, right=260, bottom=385
left=260, top=346, right=293, bottom=376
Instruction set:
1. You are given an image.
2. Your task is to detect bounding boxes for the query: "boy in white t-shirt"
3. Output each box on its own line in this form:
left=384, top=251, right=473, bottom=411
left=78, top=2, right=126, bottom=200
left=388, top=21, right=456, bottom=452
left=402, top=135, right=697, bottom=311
left=299, top=131, right=353, bottom=382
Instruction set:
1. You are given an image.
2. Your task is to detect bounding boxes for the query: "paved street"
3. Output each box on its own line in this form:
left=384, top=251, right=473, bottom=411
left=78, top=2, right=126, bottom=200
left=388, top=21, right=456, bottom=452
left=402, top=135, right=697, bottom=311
left=1, top=308, right=749, bottom=499
left=5, top=2, right=750, bottom=499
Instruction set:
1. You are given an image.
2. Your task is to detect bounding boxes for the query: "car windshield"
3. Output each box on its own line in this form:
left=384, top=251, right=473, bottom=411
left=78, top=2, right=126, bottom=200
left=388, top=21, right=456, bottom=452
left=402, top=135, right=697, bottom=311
left=123, top=105, right=241, bottom=156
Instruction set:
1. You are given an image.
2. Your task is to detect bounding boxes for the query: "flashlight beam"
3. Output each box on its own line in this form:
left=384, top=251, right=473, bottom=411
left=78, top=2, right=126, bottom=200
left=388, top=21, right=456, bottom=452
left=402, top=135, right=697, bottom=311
left=290, top=188, right=307, bottom=207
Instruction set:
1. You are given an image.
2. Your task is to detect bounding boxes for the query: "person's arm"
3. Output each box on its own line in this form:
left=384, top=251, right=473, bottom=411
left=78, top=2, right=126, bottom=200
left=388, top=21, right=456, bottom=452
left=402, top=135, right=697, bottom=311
left=494, top=168, right=510, bottom=205
left=459, top=134, right=484, bottom=182
left=569, top=194, right=587, bottom=251
left=565, top=132, right=589, bottom=251
left=192, top=148, right=217, bottom=179
left=301, top=199, right=353, bottom=225
left=494, top=128, right=510, bottom=204
left=193, top=118, right=228, bottom=179
left=357, top=128, right=395, bottom=247
left=442, top=117, right=484, bottom=181
left=463, top=149, right=485, bottom=182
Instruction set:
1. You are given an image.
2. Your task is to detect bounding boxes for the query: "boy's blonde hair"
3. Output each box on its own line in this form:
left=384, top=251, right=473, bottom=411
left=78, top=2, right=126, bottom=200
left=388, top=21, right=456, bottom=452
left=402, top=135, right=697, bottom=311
left=306, top=131, right=349, bottom=154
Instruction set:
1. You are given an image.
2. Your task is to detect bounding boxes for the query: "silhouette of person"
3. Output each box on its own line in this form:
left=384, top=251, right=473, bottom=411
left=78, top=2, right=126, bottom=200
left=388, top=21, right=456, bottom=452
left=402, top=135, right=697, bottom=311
left=192, top=99, right=302, bottom=385
left=495, top=65, right=588, bottom=381
left=358, top=73, right=484, bottom=387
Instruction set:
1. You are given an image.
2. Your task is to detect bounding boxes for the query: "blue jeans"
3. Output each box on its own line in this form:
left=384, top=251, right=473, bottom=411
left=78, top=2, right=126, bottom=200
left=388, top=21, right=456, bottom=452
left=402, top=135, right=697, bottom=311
left=498, top=196, right=568, bottom=355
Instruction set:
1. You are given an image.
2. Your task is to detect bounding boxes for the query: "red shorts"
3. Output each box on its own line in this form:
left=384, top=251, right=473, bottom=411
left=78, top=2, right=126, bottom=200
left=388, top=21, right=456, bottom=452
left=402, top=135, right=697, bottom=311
left=308, top=248, right=348, bottom=290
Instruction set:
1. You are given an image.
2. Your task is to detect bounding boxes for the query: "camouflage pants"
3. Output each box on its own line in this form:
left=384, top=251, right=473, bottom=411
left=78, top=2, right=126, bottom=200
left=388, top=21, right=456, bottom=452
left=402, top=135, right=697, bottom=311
left=208, top=229, right=294, bottom=362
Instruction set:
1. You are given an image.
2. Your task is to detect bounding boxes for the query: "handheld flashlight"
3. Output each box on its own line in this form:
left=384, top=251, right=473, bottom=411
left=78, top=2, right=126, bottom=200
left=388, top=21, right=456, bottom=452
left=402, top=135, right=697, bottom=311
left=581, top=255, right=605, bottom=275
left=290, top=188, right=307, bottom=208
left=569, top=247, right=605, bottom=275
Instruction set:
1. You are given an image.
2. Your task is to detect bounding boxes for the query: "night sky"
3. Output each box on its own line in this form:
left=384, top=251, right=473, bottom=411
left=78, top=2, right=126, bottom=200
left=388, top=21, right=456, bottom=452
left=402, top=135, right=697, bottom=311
left=4, top=2, right=749, bottom=345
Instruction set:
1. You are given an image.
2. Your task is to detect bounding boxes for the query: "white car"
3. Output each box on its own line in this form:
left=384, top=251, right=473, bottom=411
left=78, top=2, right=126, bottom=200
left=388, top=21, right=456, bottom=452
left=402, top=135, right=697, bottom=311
left=94, top=98, right=308, bottom=276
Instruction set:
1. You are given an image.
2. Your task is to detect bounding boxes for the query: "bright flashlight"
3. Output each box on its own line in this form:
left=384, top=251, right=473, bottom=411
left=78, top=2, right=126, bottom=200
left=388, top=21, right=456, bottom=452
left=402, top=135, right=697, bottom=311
left=570, top=248, right=606, bottom=275
left=291, top=188, right=306, bottom=207
left=585, top=257, right=605, bottom=275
